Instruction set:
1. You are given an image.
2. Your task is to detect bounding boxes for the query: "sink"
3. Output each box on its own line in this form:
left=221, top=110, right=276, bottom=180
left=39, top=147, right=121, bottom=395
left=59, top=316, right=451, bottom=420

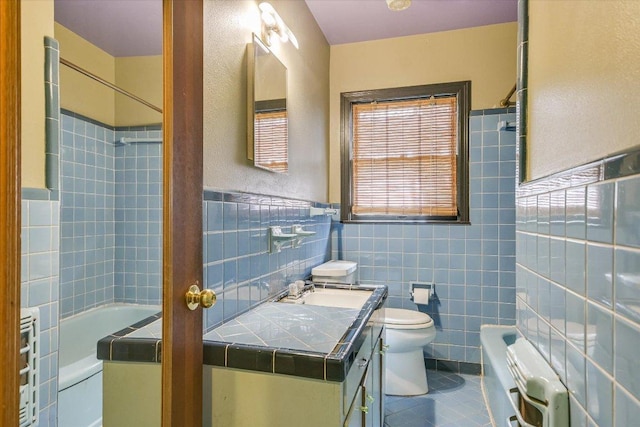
left=279, top=287, right=372, bottom=309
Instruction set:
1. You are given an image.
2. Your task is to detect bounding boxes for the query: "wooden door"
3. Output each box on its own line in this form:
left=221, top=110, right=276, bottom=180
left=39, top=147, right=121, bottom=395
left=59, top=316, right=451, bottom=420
left=162, top=0, right=205, bottom=426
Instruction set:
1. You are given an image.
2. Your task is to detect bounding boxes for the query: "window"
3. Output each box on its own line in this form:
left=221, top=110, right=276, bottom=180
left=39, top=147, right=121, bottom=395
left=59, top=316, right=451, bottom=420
left=254, top=100, right=288, bottom=173
left=340, top=82, right=470, bottom=223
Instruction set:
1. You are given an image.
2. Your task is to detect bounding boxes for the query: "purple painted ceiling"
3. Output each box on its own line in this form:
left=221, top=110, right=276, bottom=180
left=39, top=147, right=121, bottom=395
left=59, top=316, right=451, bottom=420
left=54, top=0, right=516, bottom=57
left=304, top=0, right=517, bottom=45
left=54, top=0, right=162, bottom=57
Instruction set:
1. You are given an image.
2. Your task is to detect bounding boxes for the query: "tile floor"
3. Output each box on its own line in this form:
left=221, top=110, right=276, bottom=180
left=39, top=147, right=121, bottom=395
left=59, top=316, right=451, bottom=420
left=384, top=370, right=493, bottom=427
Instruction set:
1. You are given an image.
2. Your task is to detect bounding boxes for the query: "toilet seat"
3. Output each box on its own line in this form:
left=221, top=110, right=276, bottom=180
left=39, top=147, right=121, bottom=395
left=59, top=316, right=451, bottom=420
left=383, top=308, right=434, bottom=330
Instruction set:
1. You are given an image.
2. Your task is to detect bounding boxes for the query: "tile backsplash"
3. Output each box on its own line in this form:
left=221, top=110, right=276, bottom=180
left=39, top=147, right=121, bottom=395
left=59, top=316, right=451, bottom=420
left=516, top=149, right=640, bottom=426
left=202, top=190, right=332, bottom=332
left=332, top=109, right=518, bottom=364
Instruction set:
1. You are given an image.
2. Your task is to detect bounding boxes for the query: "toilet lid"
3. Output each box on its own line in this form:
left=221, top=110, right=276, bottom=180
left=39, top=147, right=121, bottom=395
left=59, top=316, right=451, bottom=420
left=383, top=308, right=433, bottom=329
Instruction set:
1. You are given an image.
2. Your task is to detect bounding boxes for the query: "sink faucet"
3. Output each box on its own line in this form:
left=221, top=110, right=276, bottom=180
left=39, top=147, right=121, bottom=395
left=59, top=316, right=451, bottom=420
left=288, top=283, right=302, bottom=299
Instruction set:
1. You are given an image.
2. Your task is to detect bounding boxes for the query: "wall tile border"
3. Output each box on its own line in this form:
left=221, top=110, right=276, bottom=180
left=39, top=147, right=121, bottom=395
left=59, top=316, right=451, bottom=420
left=44, top=37, right=60, bottom=197
left=60, top=108, right=162, bottom=132
left=203, top=188, right=331, bottom=208
left=469, top=107, right=516, bottom=117
left=518, top=145, right=640, bottom=198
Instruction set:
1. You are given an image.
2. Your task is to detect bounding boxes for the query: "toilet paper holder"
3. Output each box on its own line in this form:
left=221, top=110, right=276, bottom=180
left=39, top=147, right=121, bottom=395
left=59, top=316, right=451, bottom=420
left=410, top=283, right=434, bottom=305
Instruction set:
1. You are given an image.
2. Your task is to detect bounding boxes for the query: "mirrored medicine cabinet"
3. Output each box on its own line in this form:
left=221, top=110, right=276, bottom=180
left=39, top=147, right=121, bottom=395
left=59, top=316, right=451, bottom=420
left=247, top=33, right=288, bottom=173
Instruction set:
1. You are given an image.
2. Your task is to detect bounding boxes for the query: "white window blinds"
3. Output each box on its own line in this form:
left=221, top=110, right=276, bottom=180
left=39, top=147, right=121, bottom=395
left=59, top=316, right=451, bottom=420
left=351, top=96, right=458, bottom=217
left=254, top=110, right=288, bottom=173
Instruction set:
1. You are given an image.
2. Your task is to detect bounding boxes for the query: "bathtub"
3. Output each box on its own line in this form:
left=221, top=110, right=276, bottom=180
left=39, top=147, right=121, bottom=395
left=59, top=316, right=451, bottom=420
left=58, top=304, right=160, bottom=427
left=480, top=325, right=517, bottom=427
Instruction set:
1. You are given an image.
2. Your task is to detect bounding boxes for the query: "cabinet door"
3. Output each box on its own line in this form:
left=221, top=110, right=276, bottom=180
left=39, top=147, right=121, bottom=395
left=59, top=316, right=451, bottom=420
left=371, top=336, right=385, bottom=427
left=362, top=360, right=374, bottom=426
left=344, top=386, right=364, bottom=427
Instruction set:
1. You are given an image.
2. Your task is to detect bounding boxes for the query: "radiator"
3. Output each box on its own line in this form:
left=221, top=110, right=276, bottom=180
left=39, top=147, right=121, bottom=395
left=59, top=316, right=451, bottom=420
left=505, top=338, right=568, bottom=427
left=19, top=307, right=39, bottom=427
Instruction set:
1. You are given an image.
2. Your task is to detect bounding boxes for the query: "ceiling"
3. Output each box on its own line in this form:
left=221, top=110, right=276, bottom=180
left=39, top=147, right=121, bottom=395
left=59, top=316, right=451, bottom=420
left=54, top=0, right=162, bottom=57
left=54, top=0, right=516, bottom=57
left=305, top=0, right=517, bottom=45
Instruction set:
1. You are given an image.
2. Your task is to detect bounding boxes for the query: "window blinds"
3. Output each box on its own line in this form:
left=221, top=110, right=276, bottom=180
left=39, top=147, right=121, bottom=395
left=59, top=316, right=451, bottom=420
left=254, top=110, right=288, bottom=173
left=352, top=96, right=458, bottom=216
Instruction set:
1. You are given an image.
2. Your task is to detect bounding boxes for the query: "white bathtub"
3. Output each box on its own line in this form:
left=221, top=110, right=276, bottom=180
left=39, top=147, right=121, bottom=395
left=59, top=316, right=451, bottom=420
left=58, top=304, right=160, bottom=427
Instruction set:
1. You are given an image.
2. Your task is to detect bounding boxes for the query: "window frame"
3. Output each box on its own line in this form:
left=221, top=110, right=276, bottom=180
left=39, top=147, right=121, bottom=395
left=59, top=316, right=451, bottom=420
left=340, top=81, right=471, bottom=224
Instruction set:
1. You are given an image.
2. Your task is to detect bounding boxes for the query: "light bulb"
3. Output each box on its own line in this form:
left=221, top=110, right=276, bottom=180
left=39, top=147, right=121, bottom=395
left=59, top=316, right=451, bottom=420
left=386, top=0, right=411, bottom=11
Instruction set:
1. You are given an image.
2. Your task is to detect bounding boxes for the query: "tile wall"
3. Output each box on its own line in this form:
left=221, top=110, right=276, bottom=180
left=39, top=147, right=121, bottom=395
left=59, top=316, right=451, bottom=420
left=113, top=129, right=163, bottom=305
left=59, top=112, right=162, bottom=318
left=59, top=113, right=116, bottom=317
left=21, top=198, right=60, bottom=427
left=332, top=109, right=517, bottom=365
left=202, top=191, right=332, bottom=332
left=516, top=153, right=640, bottom=426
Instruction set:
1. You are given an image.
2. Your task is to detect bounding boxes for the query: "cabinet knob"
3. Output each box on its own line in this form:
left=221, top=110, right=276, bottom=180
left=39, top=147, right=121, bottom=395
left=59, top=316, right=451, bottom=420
left=357, top=358, right=368, bottom=368
left=359, top=406, right=369, bottom=414
left=366, top=394, right=375, bottom=403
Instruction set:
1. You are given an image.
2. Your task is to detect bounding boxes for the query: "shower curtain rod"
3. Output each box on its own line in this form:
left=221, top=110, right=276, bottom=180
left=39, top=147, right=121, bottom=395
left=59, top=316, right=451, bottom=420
left=500, top=84, right=516, bottom=107
left=60, top=57, right=163, bottom=114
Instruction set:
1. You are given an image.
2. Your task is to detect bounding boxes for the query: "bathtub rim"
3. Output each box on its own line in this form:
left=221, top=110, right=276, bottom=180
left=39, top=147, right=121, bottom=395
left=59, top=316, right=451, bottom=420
left=480, top=324, right=518, bottom=427
left=58, top=303, right=160, bottom=391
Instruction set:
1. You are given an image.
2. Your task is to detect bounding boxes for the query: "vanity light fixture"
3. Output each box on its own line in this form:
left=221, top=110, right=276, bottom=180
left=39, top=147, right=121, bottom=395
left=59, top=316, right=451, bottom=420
left=386, top=0, right=411, bottom=11
left=259, top=2, right=299, bottom=49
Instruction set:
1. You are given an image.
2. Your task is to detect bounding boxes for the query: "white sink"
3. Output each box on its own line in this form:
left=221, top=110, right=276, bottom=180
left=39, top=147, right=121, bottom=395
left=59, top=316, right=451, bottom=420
left=281, top=287, right=372, bottom=309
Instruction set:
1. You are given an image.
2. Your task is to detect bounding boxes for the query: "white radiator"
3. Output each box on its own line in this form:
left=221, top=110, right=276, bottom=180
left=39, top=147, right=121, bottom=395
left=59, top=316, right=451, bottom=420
left=505, top=338, right=568, bottom=427
left=19, top=307, right=39, bottom=427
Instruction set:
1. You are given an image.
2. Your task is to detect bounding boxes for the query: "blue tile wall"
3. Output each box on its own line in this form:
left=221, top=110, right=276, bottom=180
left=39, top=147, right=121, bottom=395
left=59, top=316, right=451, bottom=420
left=59, top=113, right=116, bottom=317
left=202, top=191, right=332, bottom=332
left=332, top=109, right=517, bottom=364
left=21, top=199, right=59, bottom=427
left=113, top=129, right=163, bottom=305
left=59, top=112, right=162, bottom=317
left=516, top=161, right=640, bottom=426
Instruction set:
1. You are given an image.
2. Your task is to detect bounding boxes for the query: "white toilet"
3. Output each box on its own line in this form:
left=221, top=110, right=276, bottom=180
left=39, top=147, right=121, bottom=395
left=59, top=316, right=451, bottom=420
left=383, top=307, right=436, bottom=396
left=311, top=260, right=437, bottom=395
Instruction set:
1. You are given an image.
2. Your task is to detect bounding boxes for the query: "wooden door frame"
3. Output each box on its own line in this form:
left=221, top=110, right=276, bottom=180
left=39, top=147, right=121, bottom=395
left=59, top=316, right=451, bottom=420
left=162, top=1, right=204, bottom=426
left=0, top=0, right=22, bottom=425
left=0, top=0, right=204, bottom=425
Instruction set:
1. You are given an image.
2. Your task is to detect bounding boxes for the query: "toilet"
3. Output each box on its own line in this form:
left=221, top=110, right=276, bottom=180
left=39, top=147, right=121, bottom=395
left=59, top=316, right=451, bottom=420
left=383, top=307, right=436, bottom=396
left=311, top=260, right=437, bottom=396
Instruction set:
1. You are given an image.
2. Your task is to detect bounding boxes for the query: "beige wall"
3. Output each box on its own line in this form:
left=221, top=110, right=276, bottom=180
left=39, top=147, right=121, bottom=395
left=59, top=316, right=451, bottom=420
left=55, top=23, right=116, bottom=126
left=115, top=56, right=163, bottom=126
left=21, top=0, right=54, bottom=189
left=528, top=1, right=640, bottom=180
left=56, top=23, right=162, bottom=127
left=328, top=23, right=517, bottom=202
left=203, top=0, right=330, bottom=202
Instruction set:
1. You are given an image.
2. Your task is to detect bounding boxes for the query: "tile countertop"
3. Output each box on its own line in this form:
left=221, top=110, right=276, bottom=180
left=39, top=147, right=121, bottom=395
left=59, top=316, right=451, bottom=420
left=97, top=284, right=388, bottom=382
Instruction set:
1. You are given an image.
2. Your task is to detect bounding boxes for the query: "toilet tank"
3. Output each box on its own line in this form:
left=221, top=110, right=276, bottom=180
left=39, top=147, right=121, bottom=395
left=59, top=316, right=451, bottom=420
left=312, top=260, right=357, bottom=284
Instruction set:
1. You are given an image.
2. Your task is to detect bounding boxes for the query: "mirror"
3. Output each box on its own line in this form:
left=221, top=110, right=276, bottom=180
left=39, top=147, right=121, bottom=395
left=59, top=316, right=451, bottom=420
left=247, top=33, right=288, bottom=173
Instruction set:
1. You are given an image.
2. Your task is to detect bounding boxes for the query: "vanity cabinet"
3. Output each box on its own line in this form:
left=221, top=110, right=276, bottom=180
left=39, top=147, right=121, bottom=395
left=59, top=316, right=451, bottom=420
left=344, top=334, right=385, bottom=427
left=203, top=326, right=385, bottom=427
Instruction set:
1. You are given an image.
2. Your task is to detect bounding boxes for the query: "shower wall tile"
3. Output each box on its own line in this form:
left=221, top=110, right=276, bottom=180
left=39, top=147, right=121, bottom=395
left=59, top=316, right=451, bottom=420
left=59, top=112, right=116, bottom=317
left=20, top=198, right=60, bottom=426
left=332, top=109, right=517, bottom=364
left=516, top=149, right=640, bottom=427
left=114, top=129, right=162, bottom=305
left=60, top=112, right=162, bottom=317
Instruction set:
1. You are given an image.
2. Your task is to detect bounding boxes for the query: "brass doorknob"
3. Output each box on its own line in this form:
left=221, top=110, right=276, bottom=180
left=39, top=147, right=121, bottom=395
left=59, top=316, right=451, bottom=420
left=185, top=283, right=216, bottom=310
